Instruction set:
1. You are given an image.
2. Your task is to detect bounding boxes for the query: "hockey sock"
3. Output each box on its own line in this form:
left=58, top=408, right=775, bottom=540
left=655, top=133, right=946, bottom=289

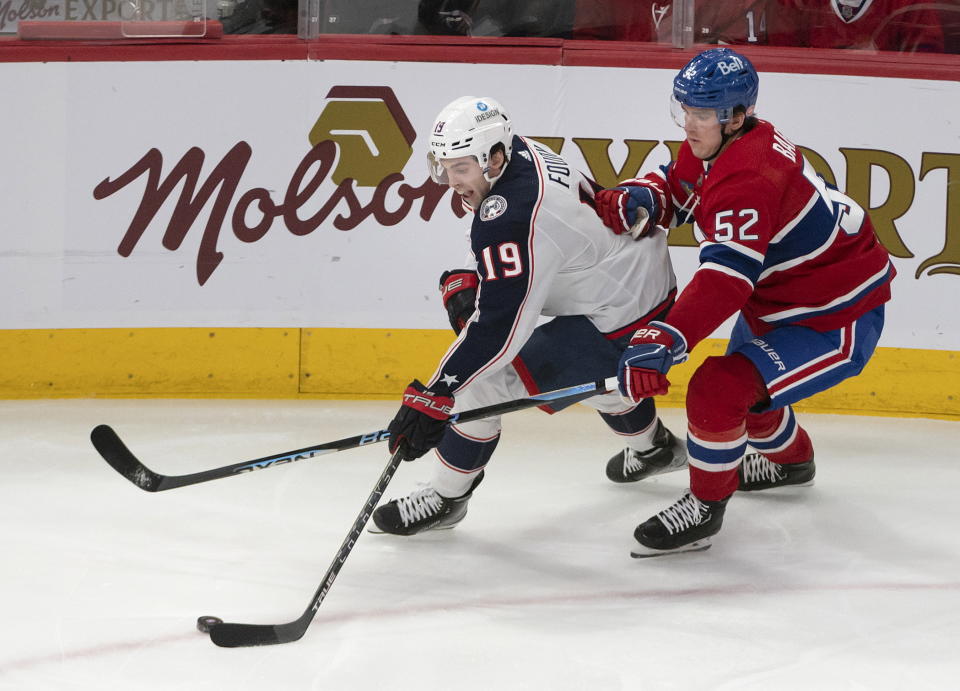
left=687, top=423, right=745, bottom=501
left=685, top=353, right=767, bottom=501
left=598, top=397, right=659, bottom=451
left=431, top=426, right=499, bottom=497
left=746, top=406, right=813, bottom=464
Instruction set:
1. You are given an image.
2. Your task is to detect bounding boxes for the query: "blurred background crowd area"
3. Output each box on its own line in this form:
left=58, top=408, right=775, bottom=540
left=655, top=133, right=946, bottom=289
left=4, top=0, right=959, bottom=53
left=239, top=0, right=957, bottom=52
left=321, top=0, right=959, bottom=53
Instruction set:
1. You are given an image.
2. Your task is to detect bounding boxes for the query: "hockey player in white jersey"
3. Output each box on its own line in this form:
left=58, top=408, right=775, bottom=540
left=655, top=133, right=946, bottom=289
left=371, top=96, right=684, bottom=535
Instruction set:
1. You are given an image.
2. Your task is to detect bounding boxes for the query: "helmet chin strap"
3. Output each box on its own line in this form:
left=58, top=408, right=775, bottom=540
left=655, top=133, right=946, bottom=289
left=482, top=151, right=509, bottom=184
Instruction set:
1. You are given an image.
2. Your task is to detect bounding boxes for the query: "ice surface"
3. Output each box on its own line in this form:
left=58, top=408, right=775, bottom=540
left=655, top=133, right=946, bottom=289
left=1, top=399, right=958, bottom=690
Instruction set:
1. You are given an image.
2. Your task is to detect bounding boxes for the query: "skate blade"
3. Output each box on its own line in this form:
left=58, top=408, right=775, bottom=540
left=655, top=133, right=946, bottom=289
left=630, top=537, right=712, bottom=558
left=366, top=522, right=460, bottom=535
left=739, top=478, right=815, bottom=493
left=648, top=457, right=689, bottom=478
left=616, top=459, right=689, bottom=483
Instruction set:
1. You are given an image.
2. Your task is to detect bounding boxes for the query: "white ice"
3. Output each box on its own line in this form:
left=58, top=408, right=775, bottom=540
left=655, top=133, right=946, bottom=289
left=1, top=399, right=958, bottom=690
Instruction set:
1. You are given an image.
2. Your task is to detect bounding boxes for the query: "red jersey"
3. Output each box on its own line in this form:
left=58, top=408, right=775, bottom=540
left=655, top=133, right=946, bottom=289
left=574, top=0, right=772, bottom=44
left=770, top=0, right=945, bottom=52
left=629, top=119, right=895, bottom=350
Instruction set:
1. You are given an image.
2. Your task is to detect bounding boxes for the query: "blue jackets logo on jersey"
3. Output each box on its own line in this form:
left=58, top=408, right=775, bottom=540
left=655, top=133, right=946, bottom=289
left=480, top=195, right=509, bottom=221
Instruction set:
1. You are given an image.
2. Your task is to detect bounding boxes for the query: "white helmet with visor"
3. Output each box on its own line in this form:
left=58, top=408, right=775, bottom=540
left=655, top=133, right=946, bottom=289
left=428, top=96, right=513, bottom=185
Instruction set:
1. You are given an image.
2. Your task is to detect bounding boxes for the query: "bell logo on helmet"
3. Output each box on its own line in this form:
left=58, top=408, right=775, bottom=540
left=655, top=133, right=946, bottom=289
left=717, top=57, right=744, bottom=76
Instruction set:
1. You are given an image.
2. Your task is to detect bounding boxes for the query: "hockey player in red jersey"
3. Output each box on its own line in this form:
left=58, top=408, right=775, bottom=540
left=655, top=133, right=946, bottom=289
left=371, top=96, right=684, bottom=536
left=769, top=0, right=945, bottom=53
left=574, top=0, right=773, bottom=44
left=594, top=47, right=895, bottom=556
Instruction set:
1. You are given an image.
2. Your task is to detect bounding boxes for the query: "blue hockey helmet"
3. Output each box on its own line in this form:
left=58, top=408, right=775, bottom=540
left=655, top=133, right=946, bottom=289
left=672, top=48, right=759, bottom=125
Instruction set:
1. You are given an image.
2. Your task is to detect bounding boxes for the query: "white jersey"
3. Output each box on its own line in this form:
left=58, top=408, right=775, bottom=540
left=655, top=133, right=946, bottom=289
left=430, top=135, right=677, bottom=394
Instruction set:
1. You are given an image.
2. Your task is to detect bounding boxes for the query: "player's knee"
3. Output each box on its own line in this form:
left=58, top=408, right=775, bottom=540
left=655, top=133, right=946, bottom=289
left=598, top=397, right=657, bottom=435
left=687, top=354, right=766, bottom=431
left=588, top=390, right=650, bottom=415
left=448, top=418, right=501, bottom=442
left=437, top=426, right=500, bottom=473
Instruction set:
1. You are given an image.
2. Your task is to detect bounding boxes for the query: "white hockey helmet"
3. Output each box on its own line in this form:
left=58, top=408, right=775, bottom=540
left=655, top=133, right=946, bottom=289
left=428, top=96, right=513, bottom=184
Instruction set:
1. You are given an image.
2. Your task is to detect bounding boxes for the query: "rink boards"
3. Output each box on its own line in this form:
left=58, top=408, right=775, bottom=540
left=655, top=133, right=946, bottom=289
left=0, top=53, right=957, bottom=418
left=1, top=327, right=955, bottom=420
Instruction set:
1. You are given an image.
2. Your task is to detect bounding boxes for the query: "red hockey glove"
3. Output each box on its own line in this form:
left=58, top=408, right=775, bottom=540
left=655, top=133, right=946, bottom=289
left=617, top=322, right=688, bottom=402
left=439, top=269, right=479, bottom=335
left=388, top=379, right=455, bottom=460
left=594, top=185, right=660, bottom=238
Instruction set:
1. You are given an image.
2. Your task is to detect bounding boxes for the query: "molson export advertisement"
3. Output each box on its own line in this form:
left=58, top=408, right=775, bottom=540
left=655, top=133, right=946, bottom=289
left=1, top=58, right=957, bottom=408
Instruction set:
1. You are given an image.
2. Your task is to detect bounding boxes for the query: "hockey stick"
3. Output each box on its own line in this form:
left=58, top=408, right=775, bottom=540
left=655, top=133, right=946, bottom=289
left=629, top=207, right=650, bottom=237
left=91, top=377, right=618, bottom=493
left=208, top=446, right=406, bottom=647
left=206, top=375, right=620, bottom=648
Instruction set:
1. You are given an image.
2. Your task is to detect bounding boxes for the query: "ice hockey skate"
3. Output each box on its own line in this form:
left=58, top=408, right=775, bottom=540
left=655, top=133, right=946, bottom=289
left=605, top=420, right=687, bottom=483
left=738, top=452, right=815, bottom=491
left=630, top=489, right=729, bottom=558
left=370, top=472, right=484, bottom=536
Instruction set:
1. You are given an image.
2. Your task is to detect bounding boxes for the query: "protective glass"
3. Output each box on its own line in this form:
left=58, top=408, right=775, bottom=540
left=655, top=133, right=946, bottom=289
left=670, top=94, right=721, bottom=128
left=428, top=152, right=486, bottom=186
left=427, top=151, right=449, bottom=185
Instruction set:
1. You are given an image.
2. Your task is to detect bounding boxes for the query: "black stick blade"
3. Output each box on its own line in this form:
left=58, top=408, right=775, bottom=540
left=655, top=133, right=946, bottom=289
left=90, top=424, right=163, bottom=492
left=209, top=621, right=306, bottom=648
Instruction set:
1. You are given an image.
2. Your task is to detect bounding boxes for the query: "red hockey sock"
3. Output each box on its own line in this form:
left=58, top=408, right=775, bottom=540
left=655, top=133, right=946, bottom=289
left=685, top=354, right=768, bottom=501
left=746, top=408, right=814, bottom=465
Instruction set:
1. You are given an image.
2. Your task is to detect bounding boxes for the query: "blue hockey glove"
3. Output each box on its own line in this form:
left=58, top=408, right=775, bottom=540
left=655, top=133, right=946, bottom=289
left=618, top=322, right=688, bottom=402
left=388, top=379, right=455, bottom=460
left=595, top=185, right=660, bottom=238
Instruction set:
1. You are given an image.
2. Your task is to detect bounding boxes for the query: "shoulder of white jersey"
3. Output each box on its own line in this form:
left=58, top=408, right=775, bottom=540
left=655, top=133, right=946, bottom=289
left=522, top=136, right=582, bottom=191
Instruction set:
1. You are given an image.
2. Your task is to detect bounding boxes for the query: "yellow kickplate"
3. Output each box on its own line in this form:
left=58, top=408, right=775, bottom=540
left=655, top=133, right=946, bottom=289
left=0, top=327, right=956, bottom=419
left=0, top=328, right=299, bottom=398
